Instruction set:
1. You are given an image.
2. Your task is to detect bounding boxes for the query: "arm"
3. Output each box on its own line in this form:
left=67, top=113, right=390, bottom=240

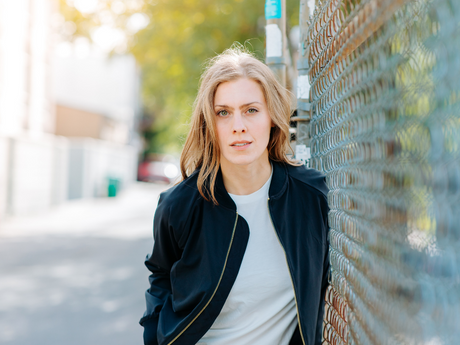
left=140, top=193, right=183, bottom=345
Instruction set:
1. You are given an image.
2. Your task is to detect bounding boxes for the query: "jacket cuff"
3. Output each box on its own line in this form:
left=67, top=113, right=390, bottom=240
left=141, top=316, right=159, bottom=345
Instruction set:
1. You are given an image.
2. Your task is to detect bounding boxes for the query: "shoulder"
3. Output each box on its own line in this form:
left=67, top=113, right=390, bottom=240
left=157, top=169, right=201, bottom=211
left=153, top=170, right=203, bottom=245
left=284, top=163, right=328, bottom=198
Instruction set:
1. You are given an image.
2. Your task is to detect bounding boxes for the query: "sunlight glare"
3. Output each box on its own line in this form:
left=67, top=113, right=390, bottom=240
left=126, top=13, right=150, bottom=34
left=74, top=0, right=99, bottom=14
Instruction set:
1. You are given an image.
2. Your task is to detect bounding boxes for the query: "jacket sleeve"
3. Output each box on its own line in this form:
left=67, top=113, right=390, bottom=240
left=140, top=192, right=183, bottom=345
left=315, top=179, right=330, bottom=345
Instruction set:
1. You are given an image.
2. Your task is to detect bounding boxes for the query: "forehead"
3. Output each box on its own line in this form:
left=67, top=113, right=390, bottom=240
left=214, top=78, right=265, bottom=105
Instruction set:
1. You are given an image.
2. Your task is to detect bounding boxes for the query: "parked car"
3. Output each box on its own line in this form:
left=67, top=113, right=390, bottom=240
left=138, top=155, right=180, bottom=184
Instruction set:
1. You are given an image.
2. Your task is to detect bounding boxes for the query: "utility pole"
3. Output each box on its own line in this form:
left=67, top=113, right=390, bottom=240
left=265, top=0, right=287, bottom=87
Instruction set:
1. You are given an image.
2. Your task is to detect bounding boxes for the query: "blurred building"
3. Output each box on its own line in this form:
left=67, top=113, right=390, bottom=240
left=0, top=0, right=58, bottom=219
left=0, top=0, right=141, bottom=220
left=53, top=53, right=140, bottom=200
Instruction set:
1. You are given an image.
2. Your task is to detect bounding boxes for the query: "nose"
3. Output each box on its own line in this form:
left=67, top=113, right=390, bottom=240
left=232, top=112, right=246, bottom=133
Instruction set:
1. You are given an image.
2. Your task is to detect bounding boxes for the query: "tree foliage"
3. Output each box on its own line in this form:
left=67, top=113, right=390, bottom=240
left=58, top=0, right=299, bottom=154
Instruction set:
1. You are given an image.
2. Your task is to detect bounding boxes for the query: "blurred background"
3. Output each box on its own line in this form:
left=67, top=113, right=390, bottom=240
left=0, top=0, right=301, bottom=344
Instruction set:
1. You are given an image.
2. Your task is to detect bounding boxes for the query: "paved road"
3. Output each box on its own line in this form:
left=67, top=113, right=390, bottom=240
left=0, top=182, right=168, bottom=345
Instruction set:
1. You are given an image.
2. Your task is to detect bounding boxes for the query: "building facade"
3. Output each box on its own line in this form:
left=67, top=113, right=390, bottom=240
left=0, top=0, right=61, bottom=218
left=0, top=0, right=141, bottom=220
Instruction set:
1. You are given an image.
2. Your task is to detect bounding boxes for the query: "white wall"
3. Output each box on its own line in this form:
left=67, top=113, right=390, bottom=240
left=0, top=0, right=58, bottom=219
left=28, top=0, right=55, bottom=136
left=0, top=0, right=29, bottom=136
left=51, top=136, right=69, bottom=205
left=68, top=138, right=137, bottom=199
left=0, top=0, right=54, bottom=137
left=6, top=134, right=69, bottom=216
left=0, top=137, right=9, bottom=220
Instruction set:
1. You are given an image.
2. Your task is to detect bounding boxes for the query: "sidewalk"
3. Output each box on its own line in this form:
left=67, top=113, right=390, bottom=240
left=0, top=182, right=167, bottom=239
left=0, top=182, right=169, bottom=345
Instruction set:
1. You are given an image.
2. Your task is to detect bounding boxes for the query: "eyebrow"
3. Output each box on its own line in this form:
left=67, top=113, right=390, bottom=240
left=214, top=101, right=262, bottom=109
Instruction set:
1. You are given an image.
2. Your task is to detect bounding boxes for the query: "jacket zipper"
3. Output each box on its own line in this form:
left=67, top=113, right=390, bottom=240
left=267, top=198, right=306, bottom=345
left=167, top=213, right=239, bottom=345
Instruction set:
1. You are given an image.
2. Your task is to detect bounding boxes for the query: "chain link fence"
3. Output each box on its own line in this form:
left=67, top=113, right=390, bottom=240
left=300, top=0, right=460, bottom=343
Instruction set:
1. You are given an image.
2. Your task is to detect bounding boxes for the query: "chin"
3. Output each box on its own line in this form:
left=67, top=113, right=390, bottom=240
left=223, top=154, right=264, bottom=167
left=231, top=159, right=255, bottom=166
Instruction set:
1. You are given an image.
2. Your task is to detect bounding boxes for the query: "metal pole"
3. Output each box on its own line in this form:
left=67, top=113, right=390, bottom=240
left=293, top=0, right=312, bottom=165
left=265, top=0, right=286, bottom=87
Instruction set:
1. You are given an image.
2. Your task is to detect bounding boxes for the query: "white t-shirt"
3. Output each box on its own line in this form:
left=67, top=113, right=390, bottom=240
left=199, top=170, right=298, bottom=345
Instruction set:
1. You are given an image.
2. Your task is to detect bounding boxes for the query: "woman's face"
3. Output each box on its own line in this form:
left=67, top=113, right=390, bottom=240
left=214, top=77, right=273, bottom=170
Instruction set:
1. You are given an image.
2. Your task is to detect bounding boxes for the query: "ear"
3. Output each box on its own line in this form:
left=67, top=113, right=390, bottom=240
left=271, top=120, right=275, bottom=128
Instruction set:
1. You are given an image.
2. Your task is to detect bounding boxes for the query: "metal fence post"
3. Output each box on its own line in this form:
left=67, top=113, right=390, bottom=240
left=292, top=0, right=312, bottom=166
left=265, top=0, right=287, bottom=87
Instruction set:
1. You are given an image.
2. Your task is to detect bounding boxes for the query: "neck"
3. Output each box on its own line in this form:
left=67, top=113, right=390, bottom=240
left=220, top=156, right=272, bottom=196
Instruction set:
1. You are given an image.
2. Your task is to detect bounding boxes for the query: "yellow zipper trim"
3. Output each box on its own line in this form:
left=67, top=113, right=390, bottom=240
left=167, top=213, right=239, bottom=345
left=267, top=198, right=306, bottom=345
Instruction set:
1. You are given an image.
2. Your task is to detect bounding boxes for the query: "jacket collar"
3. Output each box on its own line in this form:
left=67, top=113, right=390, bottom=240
left=214, top=160, right=289, bottom=210
left=269, top=160, right=288, bottom=199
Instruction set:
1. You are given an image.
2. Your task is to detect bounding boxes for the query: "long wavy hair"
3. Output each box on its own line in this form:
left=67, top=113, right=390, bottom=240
left=180, top=46, right=297, bottom=204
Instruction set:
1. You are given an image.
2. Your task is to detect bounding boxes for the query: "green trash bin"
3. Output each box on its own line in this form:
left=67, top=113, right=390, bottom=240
left=107, top=177, right=120, bottom=197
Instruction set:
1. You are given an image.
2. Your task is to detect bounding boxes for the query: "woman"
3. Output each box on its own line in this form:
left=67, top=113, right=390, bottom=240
left=140, top=47, right=330, bottom=345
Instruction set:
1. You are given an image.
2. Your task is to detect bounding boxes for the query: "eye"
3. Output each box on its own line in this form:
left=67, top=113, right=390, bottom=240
left=247, top=108, right=258, bottom=114
left=217, top=109, right=229, bottom=117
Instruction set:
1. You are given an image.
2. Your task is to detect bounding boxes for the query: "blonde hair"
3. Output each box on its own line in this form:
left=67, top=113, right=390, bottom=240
left=180, top=45, right=296, bottom=204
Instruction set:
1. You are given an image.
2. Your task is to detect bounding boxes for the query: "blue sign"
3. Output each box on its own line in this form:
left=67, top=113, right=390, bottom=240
left=265, top=0, right=281, bottom=19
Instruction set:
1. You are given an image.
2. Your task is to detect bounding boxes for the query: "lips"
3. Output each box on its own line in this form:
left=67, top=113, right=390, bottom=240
left=230, top=141, right=251, bottom=146
left=230, top=141, right=252, bottom=151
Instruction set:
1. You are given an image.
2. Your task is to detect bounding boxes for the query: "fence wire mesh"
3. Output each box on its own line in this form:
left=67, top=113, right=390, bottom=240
left=302, top=0, right=460, bottom=343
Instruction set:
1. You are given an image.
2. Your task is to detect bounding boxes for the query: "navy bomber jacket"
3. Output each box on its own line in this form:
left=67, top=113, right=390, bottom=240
left=140, top=160, right=330, bottom=345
